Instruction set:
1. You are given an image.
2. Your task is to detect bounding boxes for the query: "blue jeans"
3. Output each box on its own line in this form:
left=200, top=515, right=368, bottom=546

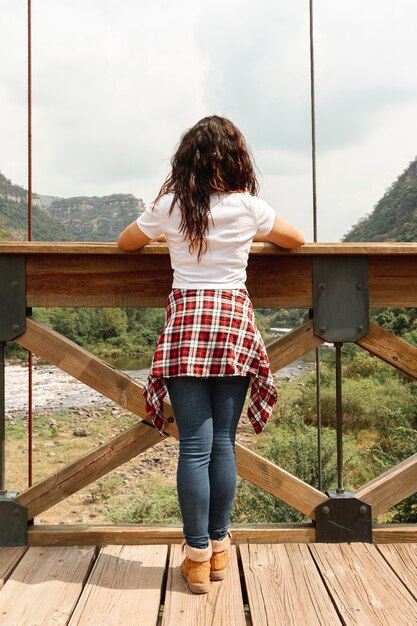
left=166, top=376, right=250, bottom=549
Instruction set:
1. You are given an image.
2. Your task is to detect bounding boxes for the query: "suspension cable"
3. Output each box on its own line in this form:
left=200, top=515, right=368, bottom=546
left=309, top=0, right=323, bottom=491
left=27, top=0, right=33, bottom=488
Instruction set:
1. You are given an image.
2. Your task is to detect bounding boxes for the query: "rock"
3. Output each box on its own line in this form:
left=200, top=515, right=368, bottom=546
left=49, top=419, right=58, bottom=428
left=44, top=442, right=55, bottom=447
left=73, top=427, right=88, bottom=437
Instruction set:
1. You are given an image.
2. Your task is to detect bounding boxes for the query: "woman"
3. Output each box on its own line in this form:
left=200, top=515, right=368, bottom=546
left=118, top=115, right=304, bottom=593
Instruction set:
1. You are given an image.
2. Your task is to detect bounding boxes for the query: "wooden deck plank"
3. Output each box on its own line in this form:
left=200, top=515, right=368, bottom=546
left=0, top=547, right=27, bottom=589
left=68, top=544, right=167, bottom=625
left=162, top=544, right=246, bottom=626
left=377, top=544, right=417, bottom=601
left=0, top=545, right=95, bottom=625
left=309, top=543, right=417, bottom=625
left=240, top=543, right=342, bottom=625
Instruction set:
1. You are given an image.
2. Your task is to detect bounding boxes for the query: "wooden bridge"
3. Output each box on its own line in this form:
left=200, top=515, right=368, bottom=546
left=0, top=241, right=417, bottom=625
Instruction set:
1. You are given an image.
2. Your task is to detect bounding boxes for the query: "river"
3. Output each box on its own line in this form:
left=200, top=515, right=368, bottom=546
left=4, top=361, right=307, bottom=418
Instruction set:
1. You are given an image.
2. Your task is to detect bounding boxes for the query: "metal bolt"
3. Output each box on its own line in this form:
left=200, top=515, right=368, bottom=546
left=320, top=325, right=327, bottom=334
left=10, top=281, right=19, bottom=289
left=322, top=506, right=330, bottom=515
left=319, top=283, right=326, bottom=291
left=356, top=283, right=362, bottom=291
left=14, top=508, right=21, bottom=516
left=12, top=323, right=20, bottom=332
left=167, top=416, right=175, bottom=424
left=359, top=505, right=367, bottom=515
left=357, top=325, right=364, bottom=333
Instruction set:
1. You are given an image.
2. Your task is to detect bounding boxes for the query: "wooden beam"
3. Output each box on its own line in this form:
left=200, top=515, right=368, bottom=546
left=27, top=523, right=316, bottom=545
left=355, top=452, right=417, bottom=518
left=15, top=318, right=326, bottom=518
left=373, top=524, right=417, bottom=543
left=26, top=523, right=417, bottom=545
left=267, top=319, right=324, bottom=372
left=356, top=322, right=417, bottom=380
left=15, top=317, right=175, bottom=422
left=235, top=444, right=327, bottom=520
left=1, top=243, right=416, bottom=307
left=23, top=253, right=314, bottom=308
left=15, top=421, right=164, bottom=519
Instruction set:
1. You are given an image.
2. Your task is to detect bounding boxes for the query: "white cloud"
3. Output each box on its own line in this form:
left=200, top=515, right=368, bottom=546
left=1, top=0, right=417, bottom=239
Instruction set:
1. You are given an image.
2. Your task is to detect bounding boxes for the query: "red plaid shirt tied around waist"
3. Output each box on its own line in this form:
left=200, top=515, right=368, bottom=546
left=143, top=289, right=278, bottom=435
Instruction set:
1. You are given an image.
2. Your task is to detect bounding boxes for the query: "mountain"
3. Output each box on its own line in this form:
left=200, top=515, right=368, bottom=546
left=344, top=157, right=417, bottom=242
left=0, top=171, right=145, bottom=242
left=0, top=172, right=72, bottom=241
left=46, top=194, right=145, bottom=241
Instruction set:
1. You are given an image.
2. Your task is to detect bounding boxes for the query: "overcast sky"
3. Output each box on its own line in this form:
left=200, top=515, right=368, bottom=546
left=1, top=0, right=417, bottom=241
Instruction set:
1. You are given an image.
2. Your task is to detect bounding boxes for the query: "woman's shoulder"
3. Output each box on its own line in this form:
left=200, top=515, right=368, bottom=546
left=228, top=192, right=269, bottom=212
left=154, top=193, right=175, bottom=211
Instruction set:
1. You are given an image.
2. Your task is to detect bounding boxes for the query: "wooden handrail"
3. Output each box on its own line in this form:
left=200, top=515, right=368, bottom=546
left=1, top=241, right=417, bottom=255
left=1, top=241, right=417, bottom=308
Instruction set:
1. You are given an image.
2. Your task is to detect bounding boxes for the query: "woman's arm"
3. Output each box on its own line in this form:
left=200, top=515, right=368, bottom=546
left=255, top=215, right=305, bottom=248
left=117, top=221, right=158, bottom=251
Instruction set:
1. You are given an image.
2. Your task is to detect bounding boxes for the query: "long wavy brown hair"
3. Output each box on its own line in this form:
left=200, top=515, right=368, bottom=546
left=154, top=115, right=259, bottom=261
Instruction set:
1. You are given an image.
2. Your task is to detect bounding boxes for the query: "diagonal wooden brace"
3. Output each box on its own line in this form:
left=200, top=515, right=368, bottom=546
left=14, top=318, right=327, bottom=519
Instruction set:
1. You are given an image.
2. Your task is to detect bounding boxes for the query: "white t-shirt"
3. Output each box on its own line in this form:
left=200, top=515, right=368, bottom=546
left=136, top=192, right=276, bottom=289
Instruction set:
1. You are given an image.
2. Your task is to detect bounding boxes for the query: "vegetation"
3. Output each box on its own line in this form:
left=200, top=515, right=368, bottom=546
left=0, top=171, right=142, bottom=242
left=231, top=347, right=417, bottom=525
left=344, top=157, right=417, bottom=242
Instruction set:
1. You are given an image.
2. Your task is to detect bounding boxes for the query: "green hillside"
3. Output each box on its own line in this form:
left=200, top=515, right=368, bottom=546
left=0, top=171, right=144, bottom=242
left=0, top=172, right=73, bottom=241
left=344, top=157, right=417, bottom=242
left=47, top=193, right=144, bottom=241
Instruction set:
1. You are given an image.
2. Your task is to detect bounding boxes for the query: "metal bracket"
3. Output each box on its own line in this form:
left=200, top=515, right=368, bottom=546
left=315, top=490, right=372, bottom=543
left=0, top=256, right=26, bottom=341
left=0, top=493, right=27, bottom=546
left=312, top=256, right=369, bottom=342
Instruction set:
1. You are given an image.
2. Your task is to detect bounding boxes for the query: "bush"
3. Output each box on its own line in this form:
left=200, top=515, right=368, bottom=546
left=297, top=373, right=416, bottom=434
left=369, top=425, right=417, bottom=523
left=343, top=352, right=392, bottom=383
left=104, top=477, right=181, bottom=524
left=233, top=418, right=343, bottom=523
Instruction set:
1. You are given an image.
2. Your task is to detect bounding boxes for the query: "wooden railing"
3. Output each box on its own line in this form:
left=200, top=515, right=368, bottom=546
left=1, top=241, right=417, bottom=545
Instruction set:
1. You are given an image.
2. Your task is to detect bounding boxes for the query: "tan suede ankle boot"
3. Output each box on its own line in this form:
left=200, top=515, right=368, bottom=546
left=210, top=531, right=232, bottom=581
left=181, top=542, right=212, bottom=594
